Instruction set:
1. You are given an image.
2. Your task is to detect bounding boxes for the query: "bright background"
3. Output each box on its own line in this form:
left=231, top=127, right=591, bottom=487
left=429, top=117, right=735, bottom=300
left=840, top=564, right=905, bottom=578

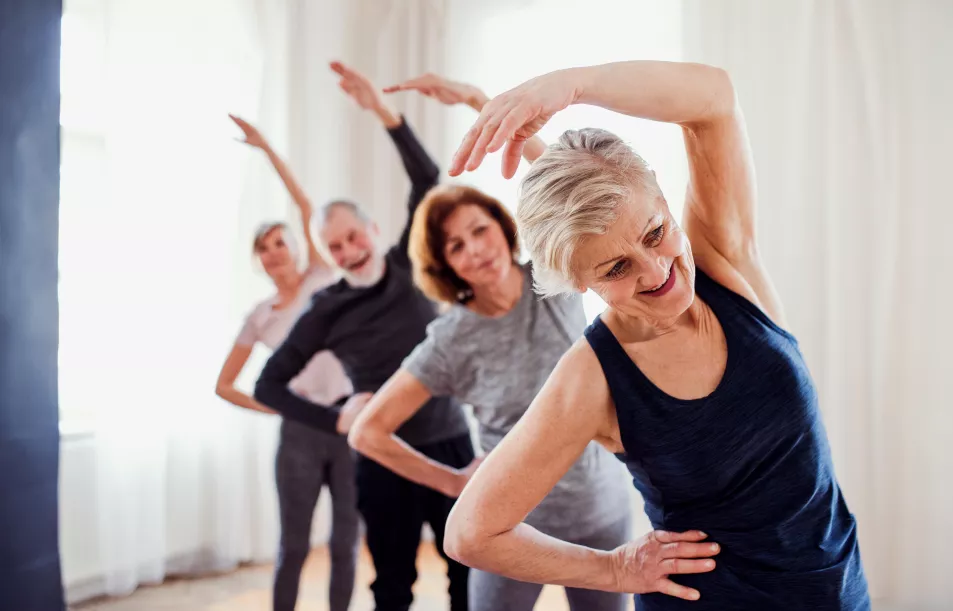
left=58, top=1, right=953, bottom=608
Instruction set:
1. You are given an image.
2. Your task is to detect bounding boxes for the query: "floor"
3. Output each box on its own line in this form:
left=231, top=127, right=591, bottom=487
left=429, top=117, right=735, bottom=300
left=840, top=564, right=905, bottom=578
left=71, top=542, right=577, bottom=611
left=69, top=543, right=906, bottom=611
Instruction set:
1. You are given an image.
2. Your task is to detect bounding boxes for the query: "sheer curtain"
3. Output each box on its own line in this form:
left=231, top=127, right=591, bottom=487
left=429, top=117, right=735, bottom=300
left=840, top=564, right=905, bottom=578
left=682, top=1, right=953, bottom=607
left=59, top=0, right=297, bottom=598
left=290, top=0, right=449, bottom=245
left=60, top=0, right=451, bottom=601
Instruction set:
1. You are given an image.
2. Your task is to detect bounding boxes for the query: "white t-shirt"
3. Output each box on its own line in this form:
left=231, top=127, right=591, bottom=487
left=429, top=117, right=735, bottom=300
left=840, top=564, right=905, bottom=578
left=236, top=266, right=352, bottom=406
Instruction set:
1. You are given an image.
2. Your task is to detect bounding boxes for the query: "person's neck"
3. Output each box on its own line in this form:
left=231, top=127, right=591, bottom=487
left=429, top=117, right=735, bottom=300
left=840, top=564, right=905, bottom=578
left=606, top=298, right=704, bottom=343
left=468, top=264, right=523, bottom=318
left=273, top=270, right=304, bottom=305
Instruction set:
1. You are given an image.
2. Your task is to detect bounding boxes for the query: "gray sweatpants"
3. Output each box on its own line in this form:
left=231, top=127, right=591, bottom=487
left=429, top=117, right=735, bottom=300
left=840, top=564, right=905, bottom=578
left=273, top=419, right=360, bottom=611
left=468, top=516, right=631, bottom=611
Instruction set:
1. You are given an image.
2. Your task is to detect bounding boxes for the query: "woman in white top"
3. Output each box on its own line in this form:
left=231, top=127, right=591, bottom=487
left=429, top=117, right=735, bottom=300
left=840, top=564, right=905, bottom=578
left=215, top=115, right=357, bottom=611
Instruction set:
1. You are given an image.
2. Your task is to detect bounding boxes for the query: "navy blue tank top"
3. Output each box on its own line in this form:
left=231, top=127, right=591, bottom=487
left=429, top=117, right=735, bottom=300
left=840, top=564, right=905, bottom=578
left=585, top=269, right=869, bottom=610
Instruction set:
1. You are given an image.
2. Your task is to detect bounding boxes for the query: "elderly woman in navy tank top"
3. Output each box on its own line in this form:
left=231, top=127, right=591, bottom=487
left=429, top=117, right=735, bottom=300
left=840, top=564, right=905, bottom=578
left=440, top=60, right=870, bottom=610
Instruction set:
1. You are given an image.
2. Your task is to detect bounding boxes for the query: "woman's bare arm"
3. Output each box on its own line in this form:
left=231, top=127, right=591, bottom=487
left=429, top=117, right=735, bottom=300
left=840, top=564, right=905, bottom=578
left=349, top=370, right=478, bottom=497
left=215, top=342, right=276, bottom=415
left=445, top=340, right=718, bottom=600
left=229, top=114, right=328, bottom=270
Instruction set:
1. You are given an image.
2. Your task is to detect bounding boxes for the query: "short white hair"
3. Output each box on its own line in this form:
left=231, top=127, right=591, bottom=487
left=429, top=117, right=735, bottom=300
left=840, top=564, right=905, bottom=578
left=319, top=199, right=371, bottom=226
left=517, top=128, right=659, bottom=296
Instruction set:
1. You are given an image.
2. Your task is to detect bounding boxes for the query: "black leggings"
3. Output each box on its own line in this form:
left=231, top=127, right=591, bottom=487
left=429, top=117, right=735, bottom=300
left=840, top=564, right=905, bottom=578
left=273, top=419, right=360, bottom=611
left=357, top=434, right=475, bottom=611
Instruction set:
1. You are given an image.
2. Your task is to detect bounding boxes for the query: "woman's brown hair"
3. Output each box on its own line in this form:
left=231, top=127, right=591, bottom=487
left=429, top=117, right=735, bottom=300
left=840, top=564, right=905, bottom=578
left=408, top=184, right=519, bottom=304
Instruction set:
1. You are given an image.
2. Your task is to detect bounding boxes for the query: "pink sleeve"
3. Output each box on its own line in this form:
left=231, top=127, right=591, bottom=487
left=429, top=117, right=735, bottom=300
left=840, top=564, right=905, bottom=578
left=302, top=264, right=336, bottom=294
left=234, top=309, right=260, bottom=347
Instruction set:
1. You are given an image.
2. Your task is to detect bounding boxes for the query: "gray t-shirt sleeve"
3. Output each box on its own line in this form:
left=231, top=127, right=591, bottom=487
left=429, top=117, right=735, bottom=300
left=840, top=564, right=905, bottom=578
left=402, top=317, right=458, bottom=398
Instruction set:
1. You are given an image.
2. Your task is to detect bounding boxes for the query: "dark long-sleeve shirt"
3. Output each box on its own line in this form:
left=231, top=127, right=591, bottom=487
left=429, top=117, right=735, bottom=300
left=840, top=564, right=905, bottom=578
left=254, top=119, right=470, bottom=447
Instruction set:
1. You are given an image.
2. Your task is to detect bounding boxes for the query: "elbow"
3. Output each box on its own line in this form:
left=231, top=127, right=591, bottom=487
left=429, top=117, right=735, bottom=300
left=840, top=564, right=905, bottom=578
left=215, top=382, right=228, bottom=400
left=346, top=421, right=370, bottom=454
left=442, top=505, right=483, bottom=566
left=707, top=66, right=738, bottom=119
left=347, top=420, right=382, bottom=457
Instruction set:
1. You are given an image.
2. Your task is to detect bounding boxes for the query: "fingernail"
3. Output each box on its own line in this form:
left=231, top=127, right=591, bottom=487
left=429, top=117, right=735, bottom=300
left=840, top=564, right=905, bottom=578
left=698, top=531, right=707, bottom=538
left=705, top=560, right=715, bottom=568
left=711, top=543, right=720, bottom=552
left=690, top=591, right=700, bottom=600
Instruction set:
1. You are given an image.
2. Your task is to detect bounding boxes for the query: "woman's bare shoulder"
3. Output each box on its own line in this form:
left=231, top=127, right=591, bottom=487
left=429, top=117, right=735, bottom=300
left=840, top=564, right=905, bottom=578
left=543, top=337, right=623, bottom=452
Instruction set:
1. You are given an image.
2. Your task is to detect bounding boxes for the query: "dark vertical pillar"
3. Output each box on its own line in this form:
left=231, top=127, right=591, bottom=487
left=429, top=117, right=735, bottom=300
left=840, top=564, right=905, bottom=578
left=0, top=0, right=65, bottom=608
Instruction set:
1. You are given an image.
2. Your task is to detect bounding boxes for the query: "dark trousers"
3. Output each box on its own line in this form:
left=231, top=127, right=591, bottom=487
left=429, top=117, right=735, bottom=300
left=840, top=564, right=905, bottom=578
left=357, top=434, right=474, bottom=611
left=273, top=420, right=360, bottom=611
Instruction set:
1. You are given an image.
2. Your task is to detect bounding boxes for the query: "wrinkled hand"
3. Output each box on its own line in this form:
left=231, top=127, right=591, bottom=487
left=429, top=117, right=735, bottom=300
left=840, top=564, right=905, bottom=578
left=610, top=530, right=719, bottom=601
left=229, top=114, right=268, bottom=149
left=330, top=61, right=387, bottom=113
left=336, top=392, right=373, bottom=434
left=449, top=69, right=582, bottom=179
left=450, top=455, right=485, bottom=497
left=384, top=73, right=487, bottom=110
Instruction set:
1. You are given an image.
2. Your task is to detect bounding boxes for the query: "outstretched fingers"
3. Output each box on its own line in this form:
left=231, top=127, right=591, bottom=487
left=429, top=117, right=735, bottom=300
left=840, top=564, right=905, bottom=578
left=466, top=103, right=525, bottom=172
left=329, top=61, right=350, bottom=78
left=655, top=530, right=710, bottom=544
left=660, top=557, right=717, bottom=575
left=661, top=540, right=720, bottom=559
left=451, top=100, right=527, bottom=175
left=465, top=115, right=507, bottom=172
left=383, top=77, right=426, bottom=94
left=501, top=139, right=526, bottom=179
left=450, top=117, right=489, bottom=176
left=487, top=108, right=527, bottom=154
left=656, top=578, right=702, bottom=602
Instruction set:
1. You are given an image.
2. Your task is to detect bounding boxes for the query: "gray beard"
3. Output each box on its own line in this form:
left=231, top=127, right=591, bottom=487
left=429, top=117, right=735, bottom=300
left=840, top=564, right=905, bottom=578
left=343, top=257, right=385, bottom=288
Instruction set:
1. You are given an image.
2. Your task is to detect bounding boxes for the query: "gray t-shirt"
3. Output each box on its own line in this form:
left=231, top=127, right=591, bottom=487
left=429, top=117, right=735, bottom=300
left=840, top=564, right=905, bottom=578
left=403, top=263, right=630, bottom=537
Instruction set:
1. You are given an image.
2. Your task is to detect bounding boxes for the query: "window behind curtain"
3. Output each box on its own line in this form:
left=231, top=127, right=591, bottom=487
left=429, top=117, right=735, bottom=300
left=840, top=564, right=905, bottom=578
left=59, top=0, right=107, bottom=431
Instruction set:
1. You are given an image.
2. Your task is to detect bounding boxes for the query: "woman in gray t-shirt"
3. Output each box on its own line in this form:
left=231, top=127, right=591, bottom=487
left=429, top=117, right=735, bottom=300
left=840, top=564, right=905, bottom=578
left=349, top=86, right=632, bottom=608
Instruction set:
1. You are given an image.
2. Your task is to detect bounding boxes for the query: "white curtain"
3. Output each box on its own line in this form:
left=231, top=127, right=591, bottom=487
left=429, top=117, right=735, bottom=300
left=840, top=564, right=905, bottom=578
left=59, top=0, right=292, bottom=599
left=682, top=1, right=953, bottom=607
left=290, top=0, right=449, bottom=246
left=59, top=0, right=450, bottom=602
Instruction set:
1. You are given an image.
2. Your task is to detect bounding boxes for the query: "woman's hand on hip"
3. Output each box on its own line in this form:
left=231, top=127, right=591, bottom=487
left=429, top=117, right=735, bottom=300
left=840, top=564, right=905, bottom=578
left=611, top=530, right=720, bottom=601
left=336, top=392, right=373, bottom=434
left=449, top=68, right=585, bottom=178
left=448, top=454, right=485, bottom=497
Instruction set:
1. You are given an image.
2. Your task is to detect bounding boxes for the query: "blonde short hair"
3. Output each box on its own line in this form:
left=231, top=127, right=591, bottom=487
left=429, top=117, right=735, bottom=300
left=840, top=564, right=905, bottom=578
left=517, top=128, right=659, bottom=296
